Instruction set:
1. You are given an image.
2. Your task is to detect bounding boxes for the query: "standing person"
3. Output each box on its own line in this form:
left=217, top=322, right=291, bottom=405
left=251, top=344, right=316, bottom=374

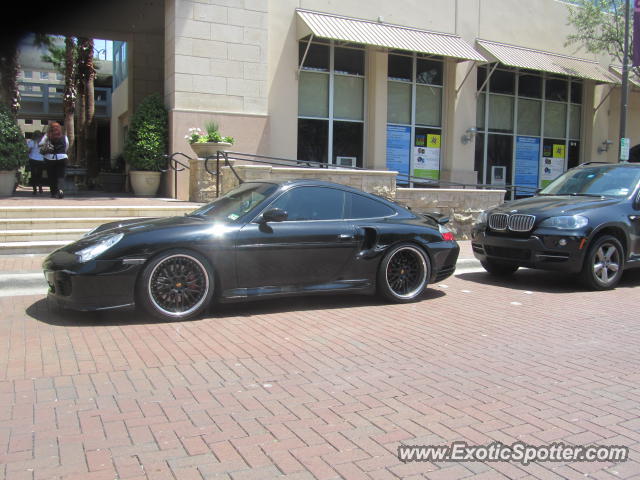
left=26, top=131, right=45, bottom=195
left=40, top=122, right=69, bottom=199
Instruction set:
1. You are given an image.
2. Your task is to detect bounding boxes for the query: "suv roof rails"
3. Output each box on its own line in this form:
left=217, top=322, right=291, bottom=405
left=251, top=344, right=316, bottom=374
left=579, top=161, right=613, bottom=166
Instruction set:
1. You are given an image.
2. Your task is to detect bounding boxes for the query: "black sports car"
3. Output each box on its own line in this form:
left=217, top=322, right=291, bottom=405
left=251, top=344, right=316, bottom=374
left=43, top=180, right=459, bottom=320
left=472, top=162, right=640, bottom=290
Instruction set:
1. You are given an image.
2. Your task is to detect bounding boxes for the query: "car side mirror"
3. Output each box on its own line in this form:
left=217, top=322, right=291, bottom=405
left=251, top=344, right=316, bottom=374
left=261, top=208, right=288, bottom=223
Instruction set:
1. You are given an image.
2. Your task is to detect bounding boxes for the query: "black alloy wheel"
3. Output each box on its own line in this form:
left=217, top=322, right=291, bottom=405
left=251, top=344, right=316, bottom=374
left=138, top=250, right=214, bottom=320
left=378, top=244, right=429, bottom=302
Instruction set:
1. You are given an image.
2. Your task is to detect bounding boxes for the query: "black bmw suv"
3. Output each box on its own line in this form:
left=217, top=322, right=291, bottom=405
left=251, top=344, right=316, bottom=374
left=472, top=162, right=640, bottom=290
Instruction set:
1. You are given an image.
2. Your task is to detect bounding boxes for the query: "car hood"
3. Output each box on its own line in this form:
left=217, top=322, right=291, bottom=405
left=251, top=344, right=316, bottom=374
left=493, top=195, right=622, bottom=217
left=86, top=216, right=189, bottom=237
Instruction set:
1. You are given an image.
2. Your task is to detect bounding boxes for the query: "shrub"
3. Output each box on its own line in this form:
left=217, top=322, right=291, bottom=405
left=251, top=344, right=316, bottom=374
left=123, top=94, right=168, bottom=171
left=0, top=106, right=27, bottom=171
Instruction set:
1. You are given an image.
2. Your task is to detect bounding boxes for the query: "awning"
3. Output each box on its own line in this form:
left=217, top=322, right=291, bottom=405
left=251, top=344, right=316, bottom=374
left=477, top=39, right=619, bottom=84
left=610, top=66, right=640, bottom=88
left=296, top=9, right=486, bottom=62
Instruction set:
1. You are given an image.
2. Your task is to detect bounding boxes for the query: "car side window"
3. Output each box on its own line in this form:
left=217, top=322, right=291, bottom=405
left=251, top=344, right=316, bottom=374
left=269, top=187, right=345, bottom=221
left=346, top=192, right=396, bottom=219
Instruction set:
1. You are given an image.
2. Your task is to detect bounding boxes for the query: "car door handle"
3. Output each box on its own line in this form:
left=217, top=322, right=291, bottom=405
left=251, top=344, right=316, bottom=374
left=338, top=234, right=354, bottom=241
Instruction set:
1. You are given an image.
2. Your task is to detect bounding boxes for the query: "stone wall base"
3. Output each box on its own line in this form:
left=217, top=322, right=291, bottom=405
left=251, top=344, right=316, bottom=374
left=396, top=188, right=506, bottom=239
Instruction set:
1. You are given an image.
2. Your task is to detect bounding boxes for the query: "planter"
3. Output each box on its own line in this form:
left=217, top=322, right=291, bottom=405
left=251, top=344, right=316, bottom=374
left=98, top=172, right=126, bottom=193
left=0, top=170, right=17, bottom=196
left=129, top=170, right=161, bottom=197
left=190, top=142, right=231, bottom=158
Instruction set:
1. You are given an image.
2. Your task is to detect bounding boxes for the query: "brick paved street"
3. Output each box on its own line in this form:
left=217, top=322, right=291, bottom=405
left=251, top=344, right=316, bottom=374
left=1, top=264, right=640, bottom=479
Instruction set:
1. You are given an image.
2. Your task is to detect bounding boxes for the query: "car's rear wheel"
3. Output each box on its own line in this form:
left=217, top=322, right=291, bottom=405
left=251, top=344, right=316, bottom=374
left=580, top=235, right=624, bottom=290
left=481, top=259, right=519, bottom=276
left=137, top=249, right=214, bottom=320
left=377, top=244, right=430, bottom=302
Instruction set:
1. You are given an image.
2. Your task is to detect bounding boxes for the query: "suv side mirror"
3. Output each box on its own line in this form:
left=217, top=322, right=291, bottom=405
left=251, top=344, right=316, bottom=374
left=261, top=208, right=288, bottom=223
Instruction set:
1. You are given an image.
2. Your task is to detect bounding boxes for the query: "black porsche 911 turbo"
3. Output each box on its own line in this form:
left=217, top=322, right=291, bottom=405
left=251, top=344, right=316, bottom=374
left=43, top=180, right=459, bottom=320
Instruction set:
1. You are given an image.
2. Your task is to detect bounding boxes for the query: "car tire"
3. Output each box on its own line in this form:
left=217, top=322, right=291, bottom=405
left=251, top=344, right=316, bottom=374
left=136, top=249, right=214, bottom=320
left=377, top=243, right=430, bottom=303
left=580, top=235, right=624, bottom=291
left=481, top=260, right=519, bottom=276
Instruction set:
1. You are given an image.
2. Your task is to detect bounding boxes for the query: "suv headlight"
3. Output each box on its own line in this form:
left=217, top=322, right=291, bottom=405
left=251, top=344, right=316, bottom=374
left=475, top=210, right=488, bottom=225
left=539, top=215, right=588, bottom=230
left=76, top=233, right=124, bottom=263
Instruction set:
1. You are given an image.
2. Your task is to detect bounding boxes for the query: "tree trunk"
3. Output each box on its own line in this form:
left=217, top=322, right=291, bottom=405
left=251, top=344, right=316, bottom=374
left=76, top=38, right=97, bottom=177
left=63, top=37, right=77, bottom=164
left=0, top=37, right=20, bottom=114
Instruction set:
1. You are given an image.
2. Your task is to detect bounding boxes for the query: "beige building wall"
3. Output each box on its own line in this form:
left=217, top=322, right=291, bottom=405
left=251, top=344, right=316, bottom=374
left=155, top=0, right=634, bottom=198
left=164, top=0, right=270, bottom=199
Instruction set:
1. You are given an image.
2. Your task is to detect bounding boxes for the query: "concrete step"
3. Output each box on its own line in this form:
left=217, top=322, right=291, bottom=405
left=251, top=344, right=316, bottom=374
left=0, top=217, right=139, bottom=230
left=0, top=204, right=198, bottom=254
left=0, top=240, right=69, bottom=255
left=0, top=205, right=196, bottom=219
left=0, top=229, right=91, bottom=242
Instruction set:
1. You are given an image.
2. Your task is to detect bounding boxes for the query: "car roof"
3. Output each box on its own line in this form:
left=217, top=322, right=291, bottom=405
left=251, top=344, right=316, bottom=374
left=578, top=162, right=640, bottom=169
left=241, top=178, right=409, bottom=212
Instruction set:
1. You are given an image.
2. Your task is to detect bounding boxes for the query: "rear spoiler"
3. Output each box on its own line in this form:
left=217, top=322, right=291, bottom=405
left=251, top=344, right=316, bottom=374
left=421, top=212, right=450, bottom=225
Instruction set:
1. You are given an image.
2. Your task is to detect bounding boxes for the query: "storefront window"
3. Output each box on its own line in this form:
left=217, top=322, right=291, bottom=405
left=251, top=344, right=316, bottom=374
left=517, top=98, right=541, bottom=136
left=386, top=53, right=444, bottom=185
left=298, top=72, right=328, bottom=117
left=544, top=102, right=567, bottom=138
left=297, top=39, right=365, bottom=166
left=476, top=65, right=583, bottom=194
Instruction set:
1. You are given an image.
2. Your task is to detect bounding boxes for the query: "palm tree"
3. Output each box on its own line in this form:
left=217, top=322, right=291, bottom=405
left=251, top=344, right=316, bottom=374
left=76, top=37, right=97, bottom=175
left=63, top=37, right=77, bottom=164
left=0, top=36, right=21, bottom=114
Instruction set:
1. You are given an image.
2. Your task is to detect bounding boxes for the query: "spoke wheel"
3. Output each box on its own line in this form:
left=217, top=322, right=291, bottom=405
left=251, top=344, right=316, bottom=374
left=138, top=250, right=214, bottom=320
left=581, top=235, right=624, bottom=291
left=378, top=244, right=429, bottom=302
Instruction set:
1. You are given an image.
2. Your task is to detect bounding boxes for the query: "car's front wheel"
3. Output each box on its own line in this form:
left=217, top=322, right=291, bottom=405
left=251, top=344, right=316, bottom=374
left=377, top=244, right=430, bottom=302
left=137, top=249, right=214, bottom=320
left=580, top=235, right=624, bottom=290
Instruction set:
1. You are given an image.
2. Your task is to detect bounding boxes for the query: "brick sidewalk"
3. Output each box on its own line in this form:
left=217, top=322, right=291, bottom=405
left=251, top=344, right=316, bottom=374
left=1, top=267, right=639, bottom=479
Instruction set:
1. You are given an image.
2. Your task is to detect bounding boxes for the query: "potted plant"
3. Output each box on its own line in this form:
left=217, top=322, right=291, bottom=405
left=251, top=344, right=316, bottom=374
left=123, top=94, right=168, bottom=196
left=186, top=121, right=234, bottom=158
left=0, top=106, right=27, bottom=196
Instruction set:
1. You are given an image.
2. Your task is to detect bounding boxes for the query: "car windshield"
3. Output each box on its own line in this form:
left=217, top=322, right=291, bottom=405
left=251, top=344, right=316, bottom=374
left=188, top=182, right=278, bottom=222
left=539, top=166, right=640, bottom=198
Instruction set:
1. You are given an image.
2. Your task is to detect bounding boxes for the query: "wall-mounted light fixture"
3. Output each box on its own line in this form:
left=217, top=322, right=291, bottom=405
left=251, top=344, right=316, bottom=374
left=597, top=139, right=613, bottom=154
left=461, top=127, right=477, bottom=144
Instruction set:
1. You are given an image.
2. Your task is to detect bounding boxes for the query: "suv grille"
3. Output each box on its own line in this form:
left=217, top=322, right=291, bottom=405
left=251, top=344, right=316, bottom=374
left=488, top=213, right=536, bottom=232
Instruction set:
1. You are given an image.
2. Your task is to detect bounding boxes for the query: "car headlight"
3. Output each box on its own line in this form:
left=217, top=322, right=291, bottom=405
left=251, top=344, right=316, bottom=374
left=539, top=215, right=588, bottom=230
left=76, top=233, right=124, bottom=263
left=475, top=210, right=488, bottom=225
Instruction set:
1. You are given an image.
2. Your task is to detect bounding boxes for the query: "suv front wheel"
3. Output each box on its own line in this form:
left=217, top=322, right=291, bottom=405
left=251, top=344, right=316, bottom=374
left=580, top=235, right=624, bottom=290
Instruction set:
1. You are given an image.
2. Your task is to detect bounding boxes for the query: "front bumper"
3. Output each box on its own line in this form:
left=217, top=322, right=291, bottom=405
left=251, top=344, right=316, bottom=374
left=43, top=256, right=142, bottom=311
left=471, top=227, right=587, bottom=273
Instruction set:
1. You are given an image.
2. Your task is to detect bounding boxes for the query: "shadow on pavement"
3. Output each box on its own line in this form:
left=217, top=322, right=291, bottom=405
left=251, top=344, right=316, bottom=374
left=26, top=288, right=446, bottom=326
left=457, top=267, right=640, bottom=294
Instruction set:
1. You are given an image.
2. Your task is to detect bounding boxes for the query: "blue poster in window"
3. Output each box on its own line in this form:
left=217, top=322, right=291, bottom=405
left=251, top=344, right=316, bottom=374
left=386, top=125, right=411, bottom=183
left=515, top=136, right=540, bottom=196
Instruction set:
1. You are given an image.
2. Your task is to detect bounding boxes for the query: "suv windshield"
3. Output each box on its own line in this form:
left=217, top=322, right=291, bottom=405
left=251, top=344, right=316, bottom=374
left=539, top=166, right=640, bottom=198
left=188, top=182, right=278, bottom=222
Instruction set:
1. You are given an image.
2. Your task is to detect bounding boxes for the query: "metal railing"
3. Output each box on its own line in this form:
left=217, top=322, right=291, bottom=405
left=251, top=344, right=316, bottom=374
left=158, top=149, right=538, bottom=199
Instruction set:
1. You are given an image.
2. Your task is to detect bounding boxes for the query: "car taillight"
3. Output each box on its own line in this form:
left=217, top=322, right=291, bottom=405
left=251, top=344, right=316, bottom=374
left=441, top=231, right=455, bottom=241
